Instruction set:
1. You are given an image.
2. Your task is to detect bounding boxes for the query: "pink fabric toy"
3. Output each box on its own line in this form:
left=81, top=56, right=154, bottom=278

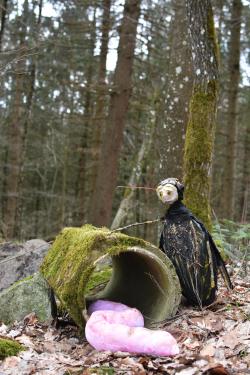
left=85, top=300, right=179, bottom=356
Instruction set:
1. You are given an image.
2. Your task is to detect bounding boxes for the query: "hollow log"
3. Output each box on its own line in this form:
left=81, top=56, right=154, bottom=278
left=40, top=224, right=181, bottom=329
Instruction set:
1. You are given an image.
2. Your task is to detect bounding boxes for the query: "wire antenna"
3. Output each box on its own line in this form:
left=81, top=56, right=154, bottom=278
left=116, top=185, right=156, bottom=191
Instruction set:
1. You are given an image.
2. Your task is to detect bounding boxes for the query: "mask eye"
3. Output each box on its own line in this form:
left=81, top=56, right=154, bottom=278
left=159, top=191, right=163, bottom=197
left=167, top=191, right=171, bottom=195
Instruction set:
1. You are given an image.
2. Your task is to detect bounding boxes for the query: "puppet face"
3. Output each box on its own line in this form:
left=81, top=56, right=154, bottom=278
left=156, top=183, right=178, bottom=205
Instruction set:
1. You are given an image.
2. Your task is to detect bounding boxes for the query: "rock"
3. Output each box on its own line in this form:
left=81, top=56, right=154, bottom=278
left=0, top=239, right=50, bottom=291
left=0, top=273, right=53, bottom=324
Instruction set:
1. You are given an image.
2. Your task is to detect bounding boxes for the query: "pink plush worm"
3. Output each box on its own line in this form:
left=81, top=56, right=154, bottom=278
left=85, top=300, right=179, bottom=356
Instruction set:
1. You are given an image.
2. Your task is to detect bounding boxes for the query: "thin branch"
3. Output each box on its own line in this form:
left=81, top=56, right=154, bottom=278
left=111, top=218, right=161, bottom=233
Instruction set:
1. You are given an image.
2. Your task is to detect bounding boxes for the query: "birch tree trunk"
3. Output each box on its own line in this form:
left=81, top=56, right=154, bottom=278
left=90, top=0, right=141, bottom=227
left=184, top=0, right=219, bottom=230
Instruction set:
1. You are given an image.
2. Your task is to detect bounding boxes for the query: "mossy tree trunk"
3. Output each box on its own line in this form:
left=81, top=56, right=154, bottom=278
left=183, top=0, right=219, bottom=230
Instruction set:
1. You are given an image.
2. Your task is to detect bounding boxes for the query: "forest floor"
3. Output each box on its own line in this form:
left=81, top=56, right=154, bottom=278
left=0, top=264, right=249, bottom=375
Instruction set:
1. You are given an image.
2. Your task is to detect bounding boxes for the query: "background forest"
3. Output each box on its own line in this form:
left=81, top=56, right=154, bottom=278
left=0, top=0, right=249, bottom=247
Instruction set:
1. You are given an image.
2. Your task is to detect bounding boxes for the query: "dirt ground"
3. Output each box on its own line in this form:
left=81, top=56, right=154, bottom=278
left=0, top=264, right=249, bottom=375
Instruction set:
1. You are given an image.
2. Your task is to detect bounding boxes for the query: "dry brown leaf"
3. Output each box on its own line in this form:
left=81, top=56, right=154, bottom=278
left=23, top=312, right=38, bottom=325
left=183, top=338, right=201, bottom=351
left=190, top=312, right=223, bottom=333
left=2, top=356, right=20, bottom=368
left=200, top=344, right=216, bottom=357
left=176, top=367, right=199, bottom=375
left=219, top=331, right=241, bottom=350
left=203, top=364, right=231, bottom=375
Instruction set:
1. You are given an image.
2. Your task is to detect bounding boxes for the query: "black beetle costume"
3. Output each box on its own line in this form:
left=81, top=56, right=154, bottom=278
left=158, top=178, right=233, bottom=307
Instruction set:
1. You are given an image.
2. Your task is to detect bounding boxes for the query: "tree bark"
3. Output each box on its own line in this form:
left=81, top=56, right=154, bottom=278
left=89, top=0, right=111, bottom=201
left=184, top=0, right=219, bottom=230
left=111, top=123, right=154, bottom=230
left=0, top=0, right=7, bottom=51
left=16, top=0, right=43, bottom=238
left=90, top=0, right=141, bottom=227
left=240, top=128, right=250, bottom=222
left=76, top=8, right=96, bottom=225
left=3, top=0, right=29, bottom=239
left=221, top=0, right=242, bottom=219
left=158, top=0, right=193, bottom=180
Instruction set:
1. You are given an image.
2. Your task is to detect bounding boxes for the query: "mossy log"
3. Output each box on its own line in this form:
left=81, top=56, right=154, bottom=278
left=40, top=225, right=181, bottom=329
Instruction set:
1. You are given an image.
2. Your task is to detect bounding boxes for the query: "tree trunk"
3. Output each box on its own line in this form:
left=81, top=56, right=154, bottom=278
left=16, top=0, right=43, bottom=239
left=240, top=128, right=250, bottom=222
left=221, top=0, right=242, bottom=219
left=90, top=0, right=141, bottom=227
left=3, top=0, right=29, bottom=239
left=0, top=0, right=7, bottom=51
left=184, top=0, right=219, bottom=230
left=158, top=0, right=193, bottom=180
left=111, top=123, right=154, bottom=230
left=89, top=0, right=111, bottom=201
left=76, top=8, right=96, bottom=225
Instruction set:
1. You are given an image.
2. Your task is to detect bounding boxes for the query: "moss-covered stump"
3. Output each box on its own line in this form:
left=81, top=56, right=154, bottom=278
left=41, top=224, right=181, bottom=329
left=0, top=337, right=25, bottom=360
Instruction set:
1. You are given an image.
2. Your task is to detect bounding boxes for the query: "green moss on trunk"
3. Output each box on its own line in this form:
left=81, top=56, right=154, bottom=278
left=184, top=82, right=217, bottom=231
left=0, top=338, right=25, bottom=360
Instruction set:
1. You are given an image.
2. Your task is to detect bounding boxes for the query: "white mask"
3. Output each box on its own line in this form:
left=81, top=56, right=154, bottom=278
left=156, top=183, right=178, bottom=205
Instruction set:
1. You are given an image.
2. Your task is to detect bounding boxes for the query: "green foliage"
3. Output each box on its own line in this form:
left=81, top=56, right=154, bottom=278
left=0, top=338, right=25, bottom=360
left=212, top=220, right=250, bottom=260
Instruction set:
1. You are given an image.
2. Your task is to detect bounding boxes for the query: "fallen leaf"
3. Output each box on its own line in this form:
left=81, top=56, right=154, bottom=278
left=23, top=312, right=38, bottom=325
left=200, top=344, right=216, bottom=357
left=177, top=367, right=199, bottom=375
left=203, top=364, right=231, bottom=375
left=2, top=356, right=20, bottom=368
left=190, top=312, right=223, bottom=333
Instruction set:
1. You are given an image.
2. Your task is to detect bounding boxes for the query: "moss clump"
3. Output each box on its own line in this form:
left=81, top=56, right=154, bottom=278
left=0, top=338, right=25, bottom=360
left=40, top=224, right=148, bottom=329
left=184, top=82, right=218, bottom=231
left=85, top=267, right=112, bottom=295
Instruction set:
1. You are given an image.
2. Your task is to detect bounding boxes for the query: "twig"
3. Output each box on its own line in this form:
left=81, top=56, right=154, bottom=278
left=111, top=218, right=161, bottom=233
left=232, top=246, right=249, bottom=280
left=116, top=185, right=156, bottom=191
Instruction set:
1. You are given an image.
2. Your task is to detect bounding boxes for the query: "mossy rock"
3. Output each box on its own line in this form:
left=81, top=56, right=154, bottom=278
left=40, top=224, right=181, bottom=329
left=0, top=337, right=25, bottom=360
left=0, top=273, right=53, bottom=325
